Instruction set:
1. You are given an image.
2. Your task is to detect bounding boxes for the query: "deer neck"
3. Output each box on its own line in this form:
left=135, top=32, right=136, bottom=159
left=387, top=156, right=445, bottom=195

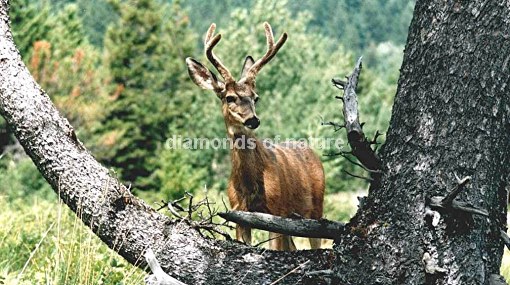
left=227, top=127, right=270, bottom=212
left=228, top=127, right=267, bottom=173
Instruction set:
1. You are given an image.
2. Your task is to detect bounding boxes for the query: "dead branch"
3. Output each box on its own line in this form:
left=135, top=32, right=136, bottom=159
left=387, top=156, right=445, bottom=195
left=269, top=260, right=310, bottom=285
left=343, top=170, right=374, bottom=182
left=219, top=211, right=346, bottom=239
left=144, top=248, right=188, bottom=285
left=337, top=152, right=382, bottom=173
left=500, top=230, right=510, bottom=251
left=332, top=57, right=383, bottom=182
left=429, top=175, right=488, bottom=217
left=158, top=193, right=233, bottom=240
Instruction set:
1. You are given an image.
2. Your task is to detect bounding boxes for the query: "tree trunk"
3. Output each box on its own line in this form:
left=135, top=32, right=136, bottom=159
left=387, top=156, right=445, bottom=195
left=332, top=1, right=510, bottom=284
left=0, top=0, right=509, bottom=284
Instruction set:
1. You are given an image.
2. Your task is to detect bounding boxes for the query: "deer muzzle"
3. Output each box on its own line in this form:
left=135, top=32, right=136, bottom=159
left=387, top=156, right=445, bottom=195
left=244, top=117, right=260, bottom=129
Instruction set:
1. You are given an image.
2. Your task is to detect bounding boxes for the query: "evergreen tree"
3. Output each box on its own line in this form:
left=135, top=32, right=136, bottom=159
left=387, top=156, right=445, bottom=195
left=9, top=0, right=52, bottom=57
left=22, top=3, right=107, bottom=142
left=98, top=0, right=196, bottom=190
left=76, top=0, right=117, bottom=47
left=287, top=0, right=415, bottom=50
left=46, top=4, right=87, bottom=57
left=3, top=1, right=101, bottom=156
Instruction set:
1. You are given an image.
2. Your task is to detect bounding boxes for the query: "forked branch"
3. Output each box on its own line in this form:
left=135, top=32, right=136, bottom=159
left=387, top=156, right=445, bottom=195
left=429, top=175, right=489, bottom=217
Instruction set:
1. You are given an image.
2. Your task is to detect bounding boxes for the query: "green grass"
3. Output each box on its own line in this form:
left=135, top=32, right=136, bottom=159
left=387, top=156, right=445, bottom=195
left=0, top=195, right=145, bottom=285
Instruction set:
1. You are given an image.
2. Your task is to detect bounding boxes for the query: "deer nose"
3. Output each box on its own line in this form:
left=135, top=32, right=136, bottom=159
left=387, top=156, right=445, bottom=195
left=244, top=117, right=260, bottom=129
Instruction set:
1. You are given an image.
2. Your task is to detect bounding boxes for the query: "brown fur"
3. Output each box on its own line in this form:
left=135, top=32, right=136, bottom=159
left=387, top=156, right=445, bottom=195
left=186, top=22, right=325, bottom=250
left=227, top=129, right=325, bottom=250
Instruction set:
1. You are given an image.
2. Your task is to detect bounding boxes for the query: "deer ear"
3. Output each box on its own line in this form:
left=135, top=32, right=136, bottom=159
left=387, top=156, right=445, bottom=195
left=240, top=56, right=255, bottom=78
left=186, top=57, right=224, bottom=92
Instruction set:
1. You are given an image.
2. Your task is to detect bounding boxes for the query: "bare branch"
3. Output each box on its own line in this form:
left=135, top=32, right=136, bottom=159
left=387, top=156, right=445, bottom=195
left=332, top=78, right=347, bottom=89
left=253, top=234, right=284, bottom=248
left=370, top=130, right=383, bottom=145
left=500, top=230, right=510, bottom=250
left=332, top=57, right=383, bottom=184
left=186, top=191, right=194, bottom=219
left=337, top=152, right=382, bottom=174
left=269, top=260, right=310, bottom=285
left=429, top=176, right=488, bottom=217
left=343, top=170, right=374, bottom=182
left=321, top=120, right=345, bottom=132
left=442, top=176, right=471, bottom=206
left=450, top=201, right=489, bottom=216
left=219, top=211, right=346, bottom=239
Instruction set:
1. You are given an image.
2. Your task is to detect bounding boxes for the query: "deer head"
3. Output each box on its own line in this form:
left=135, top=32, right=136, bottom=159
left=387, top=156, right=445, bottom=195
left=186, top=22, right=287, bottom=133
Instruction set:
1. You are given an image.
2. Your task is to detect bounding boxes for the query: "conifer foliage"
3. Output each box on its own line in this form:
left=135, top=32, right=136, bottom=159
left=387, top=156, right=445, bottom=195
left=97, top=0, right=196, bottom=190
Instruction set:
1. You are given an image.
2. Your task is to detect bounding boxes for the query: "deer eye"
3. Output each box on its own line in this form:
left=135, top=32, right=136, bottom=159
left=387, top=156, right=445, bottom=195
left=226, top=96, right=236, bottom=103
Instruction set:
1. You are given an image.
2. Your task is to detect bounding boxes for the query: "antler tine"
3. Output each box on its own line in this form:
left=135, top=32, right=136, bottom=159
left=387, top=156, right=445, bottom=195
left=204, top=23, right=216, bottom=45
left=204, top=23, right=234, bottom=83
left=245, top=22, right=288, bottom=82
left=264, top=22, right=275, bottom=47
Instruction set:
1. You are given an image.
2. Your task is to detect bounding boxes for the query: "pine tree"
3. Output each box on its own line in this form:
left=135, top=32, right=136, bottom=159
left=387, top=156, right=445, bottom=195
left=46, top=4, right=87, bottom=58
left=3, top=1, right=101, bottom=155
left=76, top=0, right=117, bottom=47
left=22, top=3, right=107, bottom=142
left=98, top=0, right=196, bottom=190
left=9, top=0, right=52, bottom=58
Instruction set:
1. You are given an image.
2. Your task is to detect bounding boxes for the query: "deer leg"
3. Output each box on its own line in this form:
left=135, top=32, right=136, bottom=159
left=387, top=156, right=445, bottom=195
left=269, top=232, right=296, bottom=251
left=284, top=235, right=296, bottom=251
left=309, top=238, right=321, bottom=249
left=236, top=225, right=252, bottom=245
left=269, top=232, right=282, bottom=250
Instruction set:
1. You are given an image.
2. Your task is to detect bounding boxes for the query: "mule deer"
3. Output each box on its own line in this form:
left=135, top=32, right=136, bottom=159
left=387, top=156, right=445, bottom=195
left=186, top=22, right=325, bottom=250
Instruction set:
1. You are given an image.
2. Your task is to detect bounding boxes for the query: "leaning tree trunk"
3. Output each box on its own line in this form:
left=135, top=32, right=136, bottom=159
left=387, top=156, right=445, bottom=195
left=332, top=1, right=510, bottom=284
left=1, top=0, right=509, bottom=285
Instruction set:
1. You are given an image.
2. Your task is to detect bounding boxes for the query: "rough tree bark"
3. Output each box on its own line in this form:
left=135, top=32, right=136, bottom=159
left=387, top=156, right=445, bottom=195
left=332, top=1, right=510, bottom=284
left=0, top=1, right=509, bottom=285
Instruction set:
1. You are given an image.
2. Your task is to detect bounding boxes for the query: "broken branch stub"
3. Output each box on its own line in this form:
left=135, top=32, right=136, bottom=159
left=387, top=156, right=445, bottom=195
left=429, top=176, right=489, bottom=217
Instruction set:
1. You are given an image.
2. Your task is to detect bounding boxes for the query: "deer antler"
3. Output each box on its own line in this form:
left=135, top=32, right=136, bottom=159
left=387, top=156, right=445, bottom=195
left=204, top=23, right=234, bottom=84
left=244, top=22, right=288, bottom=83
